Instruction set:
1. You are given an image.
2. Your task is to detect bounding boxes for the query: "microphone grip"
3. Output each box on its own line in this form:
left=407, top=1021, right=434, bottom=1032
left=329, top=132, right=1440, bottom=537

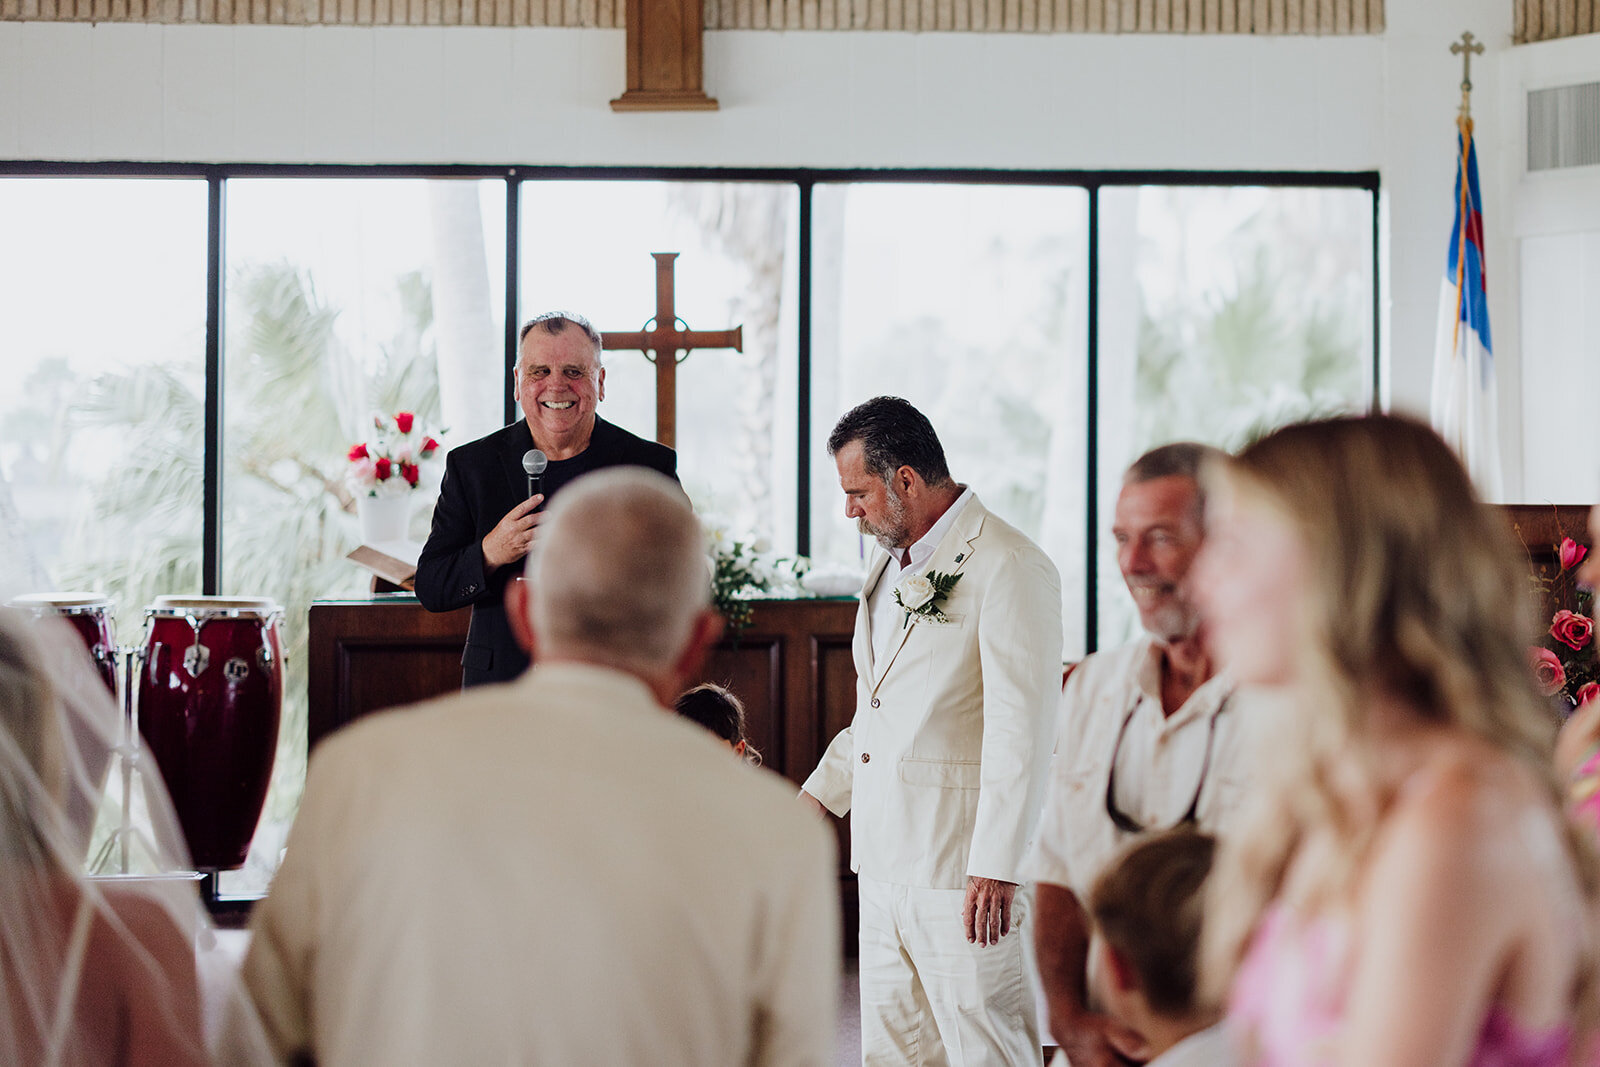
left=527, top=475, right=543, bottom=506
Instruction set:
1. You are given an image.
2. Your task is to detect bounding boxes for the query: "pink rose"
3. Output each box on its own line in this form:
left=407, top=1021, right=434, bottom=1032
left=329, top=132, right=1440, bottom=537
left=347, top=442, right=368, bottom=461
left=349, top=457, right=377, bottom=488
left=1531, top=647, right=1567, bottom=696
left=395, top=412, right=415, bottom=434
left=375, top=457, right=392, bottom=481
left=421, top=436, right=440, bottom=457
left=400, top=461, right=419, bottom=487
left=1560, top=537, right=1588, bottom=571
left=1551, top=610, right=1593, bottom=652
left=1579, top=682, right=1600, bottom=707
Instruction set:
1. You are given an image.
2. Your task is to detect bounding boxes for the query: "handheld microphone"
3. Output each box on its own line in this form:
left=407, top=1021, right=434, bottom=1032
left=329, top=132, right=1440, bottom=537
left=521, top=449, right=548, bottom=504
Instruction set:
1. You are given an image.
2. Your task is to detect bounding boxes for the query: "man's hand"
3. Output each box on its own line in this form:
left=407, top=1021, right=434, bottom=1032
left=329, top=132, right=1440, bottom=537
left=481, top=495, right=546, bottom=572
left=962, top=876, right=1017, bottom=946
left=797, top=790, right=828, bottom=817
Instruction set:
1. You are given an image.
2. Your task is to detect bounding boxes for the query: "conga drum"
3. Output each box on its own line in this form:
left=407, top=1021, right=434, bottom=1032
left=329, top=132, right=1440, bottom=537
left=139, top=596, right=283, bottom=871
left=7, top=592, right=118, bottom=694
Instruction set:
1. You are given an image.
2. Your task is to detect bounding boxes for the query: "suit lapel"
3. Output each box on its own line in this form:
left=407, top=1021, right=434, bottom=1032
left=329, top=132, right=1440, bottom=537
left=857, top=550, right=892, bottom=679
left=870, top=499, right=988, bottom=691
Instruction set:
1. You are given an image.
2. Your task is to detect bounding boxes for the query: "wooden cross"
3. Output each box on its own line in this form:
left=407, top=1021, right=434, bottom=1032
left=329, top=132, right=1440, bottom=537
left=602, top=253, right=743, bottom=450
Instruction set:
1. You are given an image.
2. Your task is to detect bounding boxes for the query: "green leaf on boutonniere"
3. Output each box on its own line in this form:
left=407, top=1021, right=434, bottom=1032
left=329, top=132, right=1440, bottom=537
left=894, top=570, right=963, bottom=628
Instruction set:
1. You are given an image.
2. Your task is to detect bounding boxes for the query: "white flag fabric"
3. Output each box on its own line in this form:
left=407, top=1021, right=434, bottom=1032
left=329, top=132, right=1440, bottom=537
left=1430, top=115, right=1504, bottom=500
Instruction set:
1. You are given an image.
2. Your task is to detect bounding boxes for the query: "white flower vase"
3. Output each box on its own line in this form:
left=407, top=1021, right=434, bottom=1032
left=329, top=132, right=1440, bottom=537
left=358, top=494, right=411, bottom=545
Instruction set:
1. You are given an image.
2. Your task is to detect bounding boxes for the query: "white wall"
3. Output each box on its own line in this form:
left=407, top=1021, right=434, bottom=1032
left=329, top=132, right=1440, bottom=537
left=1496, top=31, right=1600, bottom=504
left=0, top=0, right=1556, bottom=495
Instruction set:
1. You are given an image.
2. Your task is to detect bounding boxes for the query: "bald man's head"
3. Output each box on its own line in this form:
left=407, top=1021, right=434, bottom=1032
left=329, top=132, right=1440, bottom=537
left=526, top=469, right=709, bottom=674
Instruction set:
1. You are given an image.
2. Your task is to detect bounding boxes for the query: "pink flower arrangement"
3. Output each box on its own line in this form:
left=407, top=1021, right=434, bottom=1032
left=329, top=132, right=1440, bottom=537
left=1531, top=647, right=1567, bottom=696
left=1561, top=537, right=1589, bottom=571
left=1552, top=610, right=1594, bottom=652
left=345, top=411, right=442, bottom=498
left=1527, top=530, right=1597, bottom=715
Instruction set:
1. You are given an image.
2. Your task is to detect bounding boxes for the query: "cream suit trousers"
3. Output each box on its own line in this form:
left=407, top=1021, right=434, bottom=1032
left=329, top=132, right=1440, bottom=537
left=857, top=875, right=1039, bottom=1067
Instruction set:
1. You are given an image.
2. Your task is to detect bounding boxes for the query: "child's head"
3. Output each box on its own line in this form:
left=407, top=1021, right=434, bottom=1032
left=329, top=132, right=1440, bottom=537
left=674, top=683, right=762, bottom=766
left=1087, top=828, right=1218, bottom=1051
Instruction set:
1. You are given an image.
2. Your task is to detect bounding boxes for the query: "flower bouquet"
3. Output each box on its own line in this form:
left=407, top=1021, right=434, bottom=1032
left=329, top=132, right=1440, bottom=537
left=345, top=411, right=441, bottom=498
left=704, top=519, right=809, bottom=635
left=1528, top=537, right=1598, bottom=716
left=346, top=411, right=442, bottom=545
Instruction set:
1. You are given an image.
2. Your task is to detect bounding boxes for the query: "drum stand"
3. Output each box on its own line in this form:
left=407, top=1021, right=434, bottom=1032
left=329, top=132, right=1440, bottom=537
left=86, top=643, right=155, bottom=877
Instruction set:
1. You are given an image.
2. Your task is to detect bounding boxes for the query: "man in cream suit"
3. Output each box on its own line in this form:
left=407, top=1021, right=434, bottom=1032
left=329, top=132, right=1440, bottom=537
left=244, top=469, right=839, bottom=1067
left=800, top=397, right=1063, bottom=1067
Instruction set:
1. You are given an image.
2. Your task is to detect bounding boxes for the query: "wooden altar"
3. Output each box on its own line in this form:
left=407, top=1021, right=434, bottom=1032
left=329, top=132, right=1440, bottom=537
left=308, top=595, right=862, bottom=943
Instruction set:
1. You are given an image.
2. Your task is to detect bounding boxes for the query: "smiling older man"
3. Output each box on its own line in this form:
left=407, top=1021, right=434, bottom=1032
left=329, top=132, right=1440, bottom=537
left=1028, top=442, right=1262, bottom=1067
left=415, top=312, right=677, bottom=687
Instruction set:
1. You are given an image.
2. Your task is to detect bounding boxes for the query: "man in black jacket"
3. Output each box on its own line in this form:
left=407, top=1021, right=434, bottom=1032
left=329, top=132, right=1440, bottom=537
left=414, top=312, right=677, bottom=687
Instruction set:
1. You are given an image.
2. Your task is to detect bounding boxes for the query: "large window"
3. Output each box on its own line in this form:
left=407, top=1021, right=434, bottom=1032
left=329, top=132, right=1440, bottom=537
left=810, top=182, right=1090, bottom=653
left=218, top=177, right=508, bottom=893
left=1093, top=185, right=1376, bottom=647
left=0, top=175, right=209, bottom=664
left=0, top=164, right=1379, bottom=893
left=519, top=181, right=800, bottom=550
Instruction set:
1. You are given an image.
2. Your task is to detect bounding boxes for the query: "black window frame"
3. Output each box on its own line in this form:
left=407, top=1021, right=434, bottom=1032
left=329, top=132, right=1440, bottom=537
left=0, top=161, right=1381, bottom=653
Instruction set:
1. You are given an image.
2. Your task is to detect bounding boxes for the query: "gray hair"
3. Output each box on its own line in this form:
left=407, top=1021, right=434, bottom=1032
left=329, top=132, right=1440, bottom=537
left=526, top=469, right=707, bottom=672
left=1123, top=441, right=1227, bottom=520
left=518, top=311, right=604, bottom=369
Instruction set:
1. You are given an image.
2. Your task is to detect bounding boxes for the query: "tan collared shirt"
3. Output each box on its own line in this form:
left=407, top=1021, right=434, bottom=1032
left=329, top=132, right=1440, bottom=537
left=1027, top=635, right=1262, bottom=900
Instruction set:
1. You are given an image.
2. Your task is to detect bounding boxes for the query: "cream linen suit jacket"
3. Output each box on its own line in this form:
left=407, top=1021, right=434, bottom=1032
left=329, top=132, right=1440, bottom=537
left=802, top=496, right=1062, bottom=890
left=243, top=662, right=839, bottom=1067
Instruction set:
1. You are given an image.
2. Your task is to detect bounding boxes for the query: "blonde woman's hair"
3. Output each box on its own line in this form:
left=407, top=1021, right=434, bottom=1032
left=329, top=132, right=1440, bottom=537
left=1198, top=414, right=1600, bottom=1025
left=0, top=608, right=67, bottom=862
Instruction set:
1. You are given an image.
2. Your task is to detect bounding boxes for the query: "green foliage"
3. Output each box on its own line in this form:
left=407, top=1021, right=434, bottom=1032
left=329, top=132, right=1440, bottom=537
left=709, top=532, right=807, bottom=635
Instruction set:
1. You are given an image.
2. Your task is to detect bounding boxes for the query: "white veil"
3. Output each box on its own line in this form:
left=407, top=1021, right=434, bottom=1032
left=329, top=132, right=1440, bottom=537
left=0, top=597, right=276, bottom=1066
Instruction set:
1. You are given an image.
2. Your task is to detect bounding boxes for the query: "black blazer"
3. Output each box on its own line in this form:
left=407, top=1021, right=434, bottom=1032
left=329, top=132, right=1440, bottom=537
left=414, top=417, right=678, bottom=687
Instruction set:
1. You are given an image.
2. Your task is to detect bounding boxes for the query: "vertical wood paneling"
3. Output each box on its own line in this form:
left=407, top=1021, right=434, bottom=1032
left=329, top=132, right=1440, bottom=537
left=0, top=0, right=1389, bottom=30
left=1510, top=0, right=1600, bottom=40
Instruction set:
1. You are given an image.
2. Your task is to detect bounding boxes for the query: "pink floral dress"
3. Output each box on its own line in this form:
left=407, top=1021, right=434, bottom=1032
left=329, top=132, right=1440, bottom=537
left=1229, top=904, right=1576, bottom=1067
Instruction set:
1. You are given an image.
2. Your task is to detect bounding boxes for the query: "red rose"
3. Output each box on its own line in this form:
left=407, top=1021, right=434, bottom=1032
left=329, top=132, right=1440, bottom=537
left=1551, top=609, right=1593, bottom=652
left=1560, top=537, right=1588, bottom=571
left=1531, top=647, right=1566, bottom=696
left=400, top=461, right=419, bottom=487
left=395, top=412, right=415, bottom=434
left=421, top=436, right=440, bottom=457
left=1580, top=682, right=1600, bottom=707
left=347, top=443, right=368, bottom=461
left=375, top=457, right=392, bottom=480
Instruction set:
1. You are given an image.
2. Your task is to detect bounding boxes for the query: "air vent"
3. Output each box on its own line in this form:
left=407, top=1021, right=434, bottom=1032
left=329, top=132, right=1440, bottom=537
left=1528, top=81, right=1600, bottom=171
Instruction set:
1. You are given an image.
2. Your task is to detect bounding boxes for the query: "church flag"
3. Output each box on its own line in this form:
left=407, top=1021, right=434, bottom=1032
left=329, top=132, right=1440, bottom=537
left=1430, top=114, right=1504, bottom=499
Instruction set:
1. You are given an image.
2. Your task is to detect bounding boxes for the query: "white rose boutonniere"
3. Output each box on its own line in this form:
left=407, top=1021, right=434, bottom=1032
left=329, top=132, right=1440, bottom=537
left=893, top=570, right=963, bottom=629
left=897, top=574, right=936, bottom=611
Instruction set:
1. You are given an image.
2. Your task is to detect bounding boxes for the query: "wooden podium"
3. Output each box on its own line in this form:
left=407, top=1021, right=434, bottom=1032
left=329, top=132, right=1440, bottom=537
left=308, top=595, right=862, bottom=945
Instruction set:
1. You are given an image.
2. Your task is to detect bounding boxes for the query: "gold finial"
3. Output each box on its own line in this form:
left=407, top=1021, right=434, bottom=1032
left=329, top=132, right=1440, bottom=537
left=1451, top=30, right=1484, bottom=94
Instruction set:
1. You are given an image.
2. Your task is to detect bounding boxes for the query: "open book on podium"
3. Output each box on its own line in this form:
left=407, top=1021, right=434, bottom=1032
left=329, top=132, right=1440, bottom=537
left=346, top=539, right=424, bottom=593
